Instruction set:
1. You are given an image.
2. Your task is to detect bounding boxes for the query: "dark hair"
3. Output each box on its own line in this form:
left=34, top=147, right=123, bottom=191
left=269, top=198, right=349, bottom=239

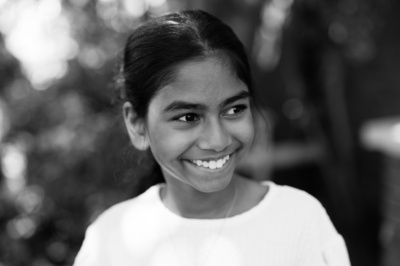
left=119, top=9, right=253, bottom=118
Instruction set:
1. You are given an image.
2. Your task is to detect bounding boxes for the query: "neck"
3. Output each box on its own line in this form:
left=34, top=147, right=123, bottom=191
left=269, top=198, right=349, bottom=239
left=161, top=178, right=238, bottom=219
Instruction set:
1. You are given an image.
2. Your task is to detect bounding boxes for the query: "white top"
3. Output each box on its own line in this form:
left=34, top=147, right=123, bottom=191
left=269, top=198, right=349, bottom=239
left=74, top=182, right=351, bottom=266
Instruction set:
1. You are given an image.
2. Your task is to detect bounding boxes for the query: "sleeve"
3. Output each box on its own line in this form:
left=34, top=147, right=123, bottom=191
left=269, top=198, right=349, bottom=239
left=322, top=234, right=351, bottom=266
left=317, top=204, right=352, bottom=266
left=73, top=224, right=104, bottom=266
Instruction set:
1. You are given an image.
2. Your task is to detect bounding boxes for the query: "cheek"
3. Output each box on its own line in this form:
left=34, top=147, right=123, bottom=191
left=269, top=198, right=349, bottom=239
left=236, top=114, right=255, bottom=147
left=148, top=125, right=174, bottom=155
left=146, top=122, right=192, bottom=161
left=244, top=120, right=255, bottom=145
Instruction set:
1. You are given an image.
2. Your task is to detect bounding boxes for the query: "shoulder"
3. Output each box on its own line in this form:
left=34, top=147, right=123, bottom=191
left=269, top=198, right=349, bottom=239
left=90, top=184, right=161, bottom=230
left=267, top=183, right=351, bottom=264
left=269, top=182, right=323, bottom=209
left=270, top=182, right=341, bottom=235
left=266, top=182, right=333, bottom=227
left=74, top=185, right=164, bottom=265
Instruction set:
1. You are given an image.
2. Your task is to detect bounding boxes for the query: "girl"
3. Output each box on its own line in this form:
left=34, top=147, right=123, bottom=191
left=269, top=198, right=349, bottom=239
left=74, top=10, right=351, bottom=266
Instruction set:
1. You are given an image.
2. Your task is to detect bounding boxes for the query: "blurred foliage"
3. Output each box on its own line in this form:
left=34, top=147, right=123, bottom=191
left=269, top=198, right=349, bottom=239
left=0, top=0, right=399, bottom=265
left=0, top=1, right=155, bottom=265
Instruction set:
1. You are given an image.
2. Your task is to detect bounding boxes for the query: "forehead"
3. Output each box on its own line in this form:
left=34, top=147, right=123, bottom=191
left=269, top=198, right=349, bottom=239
left=151, top=58, right=248, bottom=107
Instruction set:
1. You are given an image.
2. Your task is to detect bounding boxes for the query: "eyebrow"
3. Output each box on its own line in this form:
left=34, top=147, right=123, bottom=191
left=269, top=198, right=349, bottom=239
left=221, top=91, right=250, bottom=107
left=163, top=91, right=250, bottom=113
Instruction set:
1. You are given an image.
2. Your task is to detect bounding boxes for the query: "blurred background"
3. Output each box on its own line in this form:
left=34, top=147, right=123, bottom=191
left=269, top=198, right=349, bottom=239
left=0, top=0, right=400, bottom=265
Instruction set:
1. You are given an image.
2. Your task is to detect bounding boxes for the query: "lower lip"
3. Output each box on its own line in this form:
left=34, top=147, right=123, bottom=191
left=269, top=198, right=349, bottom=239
left=184, top=154, right=233, bottom=173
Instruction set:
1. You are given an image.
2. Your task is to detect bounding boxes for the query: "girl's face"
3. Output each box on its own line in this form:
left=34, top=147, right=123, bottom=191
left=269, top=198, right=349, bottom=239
left=144, top=58, right=254, bottom=193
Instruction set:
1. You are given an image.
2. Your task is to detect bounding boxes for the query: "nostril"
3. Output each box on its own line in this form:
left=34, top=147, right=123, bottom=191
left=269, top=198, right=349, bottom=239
left=198, top=134, right=231, bottom=151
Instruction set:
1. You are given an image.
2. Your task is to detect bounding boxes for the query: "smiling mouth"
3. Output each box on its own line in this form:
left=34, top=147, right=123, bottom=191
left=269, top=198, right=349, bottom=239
left=187, top=155, right=230, bottom=170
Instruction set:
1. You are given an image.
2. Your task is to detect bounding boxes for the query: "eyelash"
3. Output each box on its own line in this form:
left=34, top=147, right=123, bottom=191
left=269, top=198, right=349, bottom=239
left=224, top=104, right=248, bottom=117
left=174, top=104, right=248, bottom=123
left=176, top=113, right=200, bottom=122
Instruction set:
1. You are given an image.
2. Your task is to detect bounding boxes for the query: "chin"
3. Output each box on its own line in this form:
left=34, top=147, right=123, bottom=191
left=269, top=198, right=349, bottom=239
left=192, top=176, right=233, bottom=194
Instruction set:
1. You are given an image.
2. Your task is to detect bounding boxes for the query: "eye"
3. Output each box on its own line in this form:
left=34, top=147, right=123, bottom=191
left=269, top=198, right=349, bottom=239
left=225, top=105, right=248, bottom=116
left=176, top=113, right=200, bottom=122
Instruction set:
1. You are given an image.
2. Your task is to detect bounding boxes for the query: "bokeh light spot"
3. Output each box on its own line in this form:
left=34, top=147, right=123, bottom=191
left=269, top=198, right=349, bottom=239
left=2, top=144, right=26, bottom=180
left=46, top=241, right=68, bottom=262
left=124, top=0, right=147, bottom=17
left=147, top=0, right=166, bottom=8
left=0, top=0, right=78, bottom=89
left=78, top=47, right=106, bottom=69
left=7, top=216, right=36, bottom=239
left=16, top=186, right=45, bottom=214
left=329, top=22, right=348, bottom=44
left=282, top=98, right=304, bottom=120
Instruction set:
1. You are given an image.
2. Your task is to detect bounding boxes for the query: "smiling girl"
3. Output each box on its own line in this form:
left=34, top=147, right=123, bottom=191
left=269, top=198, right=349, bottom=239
left=74, top=10, right=351, bottom=266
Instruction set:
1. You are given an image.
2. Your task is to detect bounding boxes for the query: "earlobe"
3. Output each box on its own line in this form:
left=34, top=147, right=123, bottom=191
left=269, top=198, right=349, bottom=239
left=123, top=102, right=149, bottom=151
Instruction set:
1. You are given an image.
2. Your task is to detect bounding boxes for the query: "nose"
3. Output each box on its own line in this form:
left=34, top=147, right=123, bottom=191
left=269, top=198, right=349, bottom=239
left=197, top=118, right=232, bottom=152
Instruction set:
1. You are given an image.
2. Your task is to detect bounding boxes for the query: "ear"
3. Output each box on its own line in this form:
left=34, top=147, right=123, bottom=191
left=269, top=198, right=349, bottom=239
left=123, top=102, right=150, bottom=151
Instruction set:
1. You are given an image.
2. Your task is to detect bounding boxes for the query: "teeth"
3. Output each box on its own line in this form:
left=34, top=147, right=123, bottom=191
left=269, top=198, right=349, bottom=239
left=209, top=161, right=216, bottom=170
left=191, top=155, right=230, bottom=170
